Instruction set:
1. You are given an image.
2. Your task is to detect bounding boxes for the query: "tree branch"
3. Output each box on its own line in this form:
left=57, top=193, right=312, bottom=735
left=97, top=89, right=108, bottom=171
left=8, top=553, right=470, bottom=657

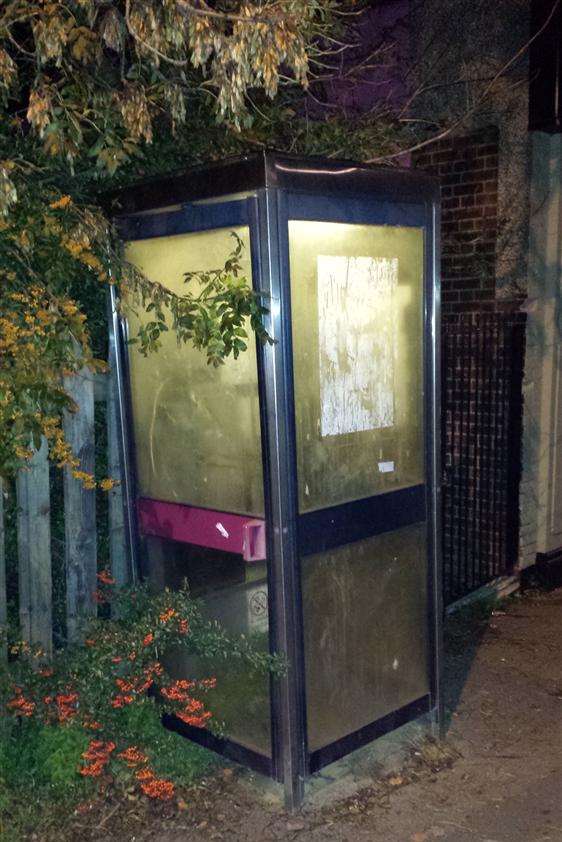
left=366, top=0, right=561, bottom=164
left=124, top=0, right=189, bottom=67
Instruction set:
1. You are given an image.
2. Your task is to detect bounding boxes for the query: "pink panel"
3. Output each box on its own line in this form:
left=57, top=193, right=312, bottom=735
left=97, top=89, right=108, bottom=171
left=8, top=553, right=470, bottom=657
left=138, top=497, right=266, bottom=561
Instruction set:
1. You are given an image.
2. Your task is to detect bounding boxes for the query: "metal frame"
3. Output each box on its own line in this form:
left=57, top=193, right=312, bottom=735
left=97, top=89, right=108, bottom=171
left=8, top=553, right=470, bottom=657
left=107, top=284, right=140, bottom=581
left=109, top=152, right=442, bottom=809
left=274, top=188, right=441, bottom=780
left=115, top=197, right=280, bottom=779
left=309, top=696, right=431, bottom=773
left=251, top=188, right=308, bottom=806
left=425, top=198, right=444, bottom=735
left=162, top=712, right=273, bottom=778
left=117, top=199, right=249, bottom=242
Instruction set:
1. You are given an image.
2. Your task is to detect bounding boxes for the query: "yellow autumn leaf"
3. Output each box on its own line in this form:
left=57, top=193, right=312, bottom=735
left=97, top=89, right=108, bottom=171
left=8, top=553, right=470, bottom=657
left=69, top=27, right=97, bottom=64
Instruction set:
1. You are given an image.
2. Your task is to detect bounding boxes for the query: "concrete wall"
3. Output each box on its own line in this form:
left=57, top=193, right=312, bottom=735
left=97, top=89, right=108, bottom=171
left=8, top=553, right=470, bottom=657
left=519, top=133, right=562, bottom=567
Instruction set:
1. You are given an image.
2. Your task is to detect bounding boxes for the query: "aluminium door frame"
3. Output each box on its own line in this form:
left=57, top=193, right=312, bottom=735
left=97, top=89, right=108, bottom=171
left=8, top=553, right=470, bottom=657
left=111, top=197, right=281, bottom=782
left=260, top=186, right=443, bottom=800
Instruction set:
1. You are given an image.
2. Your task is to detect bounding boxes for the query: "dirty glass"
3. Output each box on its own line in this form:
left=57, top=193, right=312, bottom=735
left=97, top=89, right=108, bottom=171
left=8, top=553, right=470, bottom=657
left=288, top=221, right=424, bottom=512
left=125, top=227, right=270, bottom=756
left=145, top=536, right=271, bottom=757
left=302, top=525, right=429, bottom=752
left=124, top=227, right=264, bottom=517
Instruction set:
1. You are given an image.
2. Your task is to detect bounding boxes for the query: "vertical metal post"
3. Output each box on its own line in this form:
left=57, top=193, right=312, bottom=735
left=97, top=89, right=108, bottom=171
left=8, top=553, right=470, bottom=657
left=107, top=347, right=128, bottom=588
left=107, top=285, right=139, bottom=582
left=426, top=199, right=444, bottom=737
left=253, top=189, right=307, bottom=809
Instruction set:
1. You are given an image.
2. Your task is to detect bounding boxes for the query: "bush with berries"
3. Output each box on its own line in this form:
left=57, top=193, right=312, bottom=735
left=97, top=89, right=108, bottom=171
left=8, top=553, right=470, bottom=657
left=0, top=573, right=276, bottom=814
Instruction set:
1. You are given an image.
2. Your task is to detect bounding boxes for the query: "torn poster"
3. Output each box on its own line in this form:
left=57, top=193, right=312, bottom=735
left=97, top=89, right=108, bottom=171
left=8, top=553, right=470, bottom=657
left=317, top=255, right=397, bottom=437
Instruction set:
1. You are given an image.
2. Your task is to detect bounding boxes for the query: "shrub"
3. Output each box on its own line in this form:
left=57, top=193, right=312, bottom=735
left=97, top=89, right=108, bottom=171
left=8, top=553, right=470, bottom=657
left=0, top=575, right=277, bottom=813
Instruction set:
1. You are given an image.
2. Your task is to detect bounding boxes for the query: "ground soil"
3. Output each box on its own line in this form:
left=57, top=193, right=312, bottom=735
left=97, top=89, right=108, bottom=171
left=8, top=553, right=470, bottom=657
left=43, top=585, right=562, bottom=842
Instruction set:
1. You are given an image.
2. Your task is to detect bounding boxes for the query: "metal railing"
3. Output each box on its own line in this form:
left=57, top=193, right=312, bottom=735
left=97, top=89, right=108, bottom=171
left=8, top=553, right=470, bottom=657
left=442, top=311, right=526, bottom=604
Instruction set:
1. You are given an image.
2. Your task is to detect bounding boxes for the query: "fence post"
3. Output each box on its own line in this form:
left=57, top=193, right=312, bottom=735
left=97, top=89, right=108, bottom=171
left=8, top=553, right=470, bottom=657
left=0, top=478, right=6, bottom=660
left=107, top=359, right=128, bottom=588
left=16, top=438, right=52, bottom=655
left=63, top=367, right=97, bottom=643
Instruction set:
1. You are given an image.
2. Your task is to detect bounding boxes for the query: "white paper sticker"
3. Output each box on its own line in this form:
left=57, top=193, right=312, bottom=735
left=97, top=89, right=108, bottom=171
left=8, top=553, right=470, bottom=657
left=378, top=461, right=395, bottom=473
left=317, top=255, right=397, bottom=437
left=215, top=522, right=229, bottom=538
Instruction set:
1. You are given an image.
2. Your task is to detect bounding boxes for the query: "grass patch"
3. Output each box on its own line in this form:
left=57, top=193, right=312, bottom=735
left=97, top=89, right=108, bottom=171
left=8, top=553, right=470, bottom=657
left=0, top=710, right=217, bottom=842
left=0, top=720, right=91, bottom=841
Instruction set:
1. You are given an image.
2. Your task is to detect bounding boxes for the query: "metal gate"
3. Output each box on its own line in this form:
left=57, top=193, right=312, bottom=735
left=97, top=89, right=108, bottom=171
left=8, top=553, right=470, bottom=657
left=442, top=311, right=526, bottom=604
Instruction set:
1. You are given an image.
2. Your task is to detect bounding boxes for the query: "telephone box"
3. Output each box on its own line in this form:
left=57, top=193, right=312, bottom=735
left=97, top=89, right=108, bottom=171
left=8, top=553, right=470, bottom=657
left=109, top=153, right=442, bottom=808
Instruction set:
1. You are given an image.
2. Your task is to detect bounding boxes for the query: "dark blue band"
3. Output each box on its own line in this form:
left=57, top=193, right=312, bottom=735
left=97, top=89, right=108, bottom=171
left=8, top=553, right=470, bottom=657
left=118, top=199, right=249, bottom=241
left=298, top=484, right=427, bottom=555
left=286, top=193, right=426, bottom=227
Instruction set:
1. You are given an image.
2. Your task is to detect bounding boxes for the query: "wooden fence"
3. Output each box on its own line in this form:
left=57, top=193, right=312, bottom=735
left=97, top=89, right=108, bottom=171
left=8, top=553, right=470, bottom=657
left=0, top=353, right=129, bottom=657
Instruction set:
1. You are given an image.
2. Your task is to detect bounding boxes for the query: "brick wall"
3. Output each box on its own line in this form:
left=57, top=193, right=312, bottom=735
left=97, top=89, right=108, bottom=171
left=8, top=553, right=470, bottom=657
left=414, top=128, right=527, bottom=599
left=413, top=128, right=500, bottom=314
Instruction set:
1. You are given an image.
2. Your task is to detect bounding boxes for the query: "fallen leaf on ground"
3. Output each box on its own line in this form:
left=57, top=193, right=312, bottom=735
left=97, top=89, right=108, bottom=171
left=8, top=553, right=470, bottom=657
left=286, top=819, right=306, bottom=831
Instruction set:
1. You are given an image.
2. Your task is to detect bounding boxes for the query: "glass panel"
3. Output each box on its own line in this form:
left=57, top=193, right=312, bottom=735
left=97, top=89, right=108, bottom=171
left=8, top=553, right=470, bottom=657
left=302, top=525, right=429, bottom=753
left=145, top=537, right=271, bottom=757
left=124, top=226, right=264, bottom=517
left=125, top=225, right=270, bottom=756
left=288, top=221, right=424, bottom=512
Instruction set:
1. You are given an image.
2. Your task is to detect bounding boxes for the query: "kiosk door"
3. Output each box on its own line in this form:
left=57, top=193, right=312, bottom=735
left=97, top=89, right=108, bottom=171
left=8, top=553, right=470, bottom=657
left=285, top=196, right=433, bottom=770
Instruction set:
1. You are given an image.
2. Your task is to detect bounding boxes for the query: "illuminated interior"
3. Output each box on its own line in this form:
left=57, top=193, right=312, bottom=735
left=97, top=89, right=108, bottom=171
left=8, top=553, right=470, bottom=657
left=288, top=221, right=424, bottom=512
left=125, top=226, right=264, bottom=517
left=124, top=226, right=270, bottom=757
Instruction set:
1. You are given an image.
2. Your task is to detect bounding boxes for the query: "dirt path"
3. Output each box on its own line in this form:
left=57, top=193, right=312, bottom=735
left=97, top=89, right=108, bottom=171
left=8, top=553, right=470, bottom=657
left=60, top=586, right=562, bottom=842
